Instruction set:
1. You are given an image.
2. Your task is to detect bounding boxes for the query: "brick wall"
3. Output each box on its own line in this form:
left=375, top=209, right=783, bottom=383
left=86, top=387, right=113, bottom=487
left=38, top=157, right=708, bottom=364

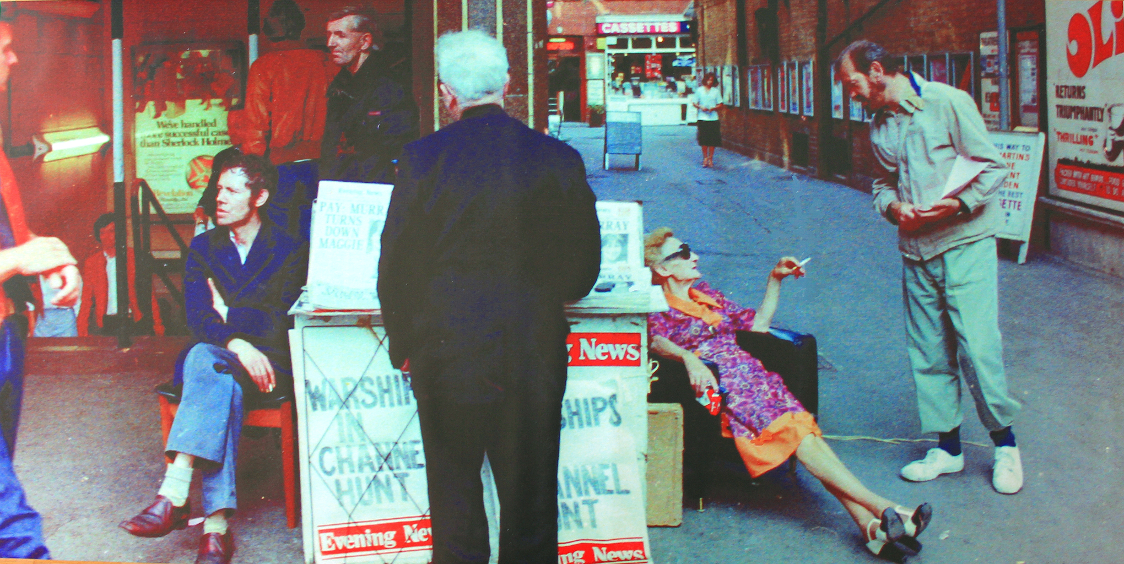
left=699, top=0, right=1045, bottom=189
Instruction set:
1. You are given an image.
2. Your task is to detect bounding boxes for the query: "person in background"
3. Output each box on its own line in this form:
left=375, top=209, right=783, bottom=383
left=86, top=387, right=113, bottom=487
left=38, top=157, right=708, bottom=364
left=645, top=228, right=931, bottom=562
left=230, top=0, right=332, bottom=166
left=320, top=5, right=418, bottom=183
left=378, top=31, right=600, bottom=564
left=692, top=72, right=722, bottom=168
left=77, top=213, right=164, bottom=337
left=0, top=18, right=81, bottom=558
left=120, top=154, right=307, bottom=564
left=837, top=39, right=1024, bottom=495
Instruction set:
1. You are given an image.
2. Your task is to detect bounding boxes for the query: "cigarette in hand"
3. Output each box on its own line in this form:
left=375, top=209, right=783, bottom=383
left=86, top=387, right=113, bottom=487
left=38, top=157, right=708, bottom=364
left=798, top=257, right=812, bottom=267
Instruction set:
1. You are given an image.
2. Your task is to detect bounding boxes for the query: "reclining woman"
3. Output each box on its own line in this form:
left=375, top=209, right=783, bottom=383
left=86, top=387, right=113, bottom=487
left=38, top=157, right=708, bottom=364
left=645, top=227, right=931, bottom=561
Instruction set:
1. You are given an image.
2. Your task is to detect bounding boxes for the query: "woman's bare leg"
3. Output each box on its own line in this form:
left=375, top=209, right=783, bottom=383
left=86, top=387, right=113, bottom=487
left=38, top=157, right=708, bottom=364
left=794, top=434, right=898, bottom=527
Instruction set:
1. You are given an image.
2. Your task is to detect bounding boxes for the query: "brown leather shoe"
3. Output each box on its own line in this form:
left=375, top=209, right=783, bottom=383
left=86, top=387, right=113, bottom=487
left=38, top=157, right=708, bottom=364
left=119, top=495, right=190, bottom=538
left=195, top=531, right=235, bottom=564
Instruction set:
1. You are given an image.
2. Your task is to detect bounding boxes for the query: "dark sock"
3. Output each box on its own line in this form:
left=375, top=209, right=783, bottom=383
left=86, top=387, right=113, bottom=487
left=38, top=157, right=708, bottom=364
left=938, top=427, right=962, bottom=456
left=990, top=426, right=1016, bottom=448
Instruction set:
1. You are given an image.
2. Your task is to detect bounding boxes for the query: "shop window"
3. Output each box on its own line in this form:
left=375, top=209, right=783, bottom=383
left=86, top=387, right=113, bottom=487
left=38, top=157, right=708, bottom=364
left=907, top=55, right=927, bottom=79
left=632, top=37, right=652, bottom=49
left=679, top=36, right=695, bottom=49
left=950, top=53, right=975, bottom=96
left=609, top=37, right=629, bottom=49
left=606, top=50, right=697, bottom=100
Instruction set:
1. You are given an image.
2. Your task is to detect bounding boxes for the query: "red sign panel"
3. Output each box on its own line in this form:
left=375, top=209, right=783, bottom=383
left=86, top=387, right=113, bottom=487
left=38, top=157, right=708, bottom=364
left=317, top=516, right=432, bottom=560
left=596, top=21, right=683, bottom=35
left=566, top=333, right=643, bottom=367
left=1055, top=162, right=1124, bottom=202
left=558, top=538, right=649, bottom=564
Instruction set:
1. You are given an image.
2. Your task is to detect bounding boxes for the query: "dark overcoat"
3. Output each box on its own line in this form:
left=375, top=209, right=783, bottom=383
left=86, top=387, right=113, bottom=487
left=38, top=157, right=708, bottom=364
left=377, top=104, right=601, bottom=404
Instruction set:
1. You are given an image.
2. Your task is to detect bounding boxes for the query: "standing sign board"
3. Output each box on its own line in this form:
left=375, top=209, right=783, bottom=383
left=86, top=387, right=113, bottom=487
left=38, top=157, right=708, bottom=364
left=1046, top=1, right=1124, bottom=214
left=991, top=131, right=1045, bottom=264
left=604, top=112, right=643, bottom=170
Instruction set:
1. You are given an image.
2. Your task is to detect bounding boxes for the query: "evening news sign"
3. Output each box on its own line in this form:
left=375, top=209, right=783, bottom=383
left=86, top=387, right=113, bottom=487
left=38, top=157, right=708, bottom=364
left=596, top=21, right=684, bottom=35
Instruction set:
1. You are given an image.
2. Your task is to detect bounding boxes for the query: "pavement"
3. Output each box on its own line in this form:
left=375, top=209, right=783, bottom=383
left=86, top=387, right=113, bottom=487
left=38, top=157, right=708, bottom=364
left=14, top=123, right=1124, bottom=563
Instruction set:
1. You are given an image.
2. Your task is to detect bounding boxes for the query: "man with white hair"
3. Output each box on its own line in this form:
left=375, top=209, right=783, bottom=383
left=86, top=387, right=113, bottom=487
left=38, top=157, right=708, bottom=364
left=378, top=30, right=601, bottom=564
left=320, top=5, right=418, bottom=183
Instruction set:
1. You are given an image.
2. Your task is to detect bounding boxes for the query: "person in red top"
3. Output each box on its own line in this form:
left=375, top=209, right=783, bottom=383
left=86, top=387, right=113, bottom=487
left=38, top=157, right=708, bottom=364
left=76, top=213, right=164, bottom=337
left=228, top=0, right=333, bottom=165
left=0, top=19, right=81, bottom=558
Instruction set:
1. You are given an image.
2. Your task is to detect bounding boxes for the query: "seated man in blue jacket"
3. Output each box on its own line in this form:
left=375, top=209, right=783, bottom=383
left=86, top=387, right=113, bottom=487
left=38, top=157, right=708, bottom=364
left=120, top=153, right=308, bottom=564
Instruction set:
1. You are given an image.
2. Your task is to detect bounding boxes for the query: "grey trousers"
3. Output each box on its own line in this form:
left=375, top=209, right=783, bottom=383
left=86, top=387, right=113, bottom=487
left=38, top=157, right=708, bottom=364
left=165, top=343, right=246, bottom=516
left=902, top=237, right=1021, bottom=434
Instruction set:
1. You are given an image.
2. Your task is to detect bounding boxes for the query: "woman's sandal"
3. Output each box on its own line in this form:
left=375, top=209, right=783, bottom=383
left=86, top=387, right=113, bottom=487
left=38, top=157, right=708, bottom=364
left=864, top=507, right=906, bottom=560
left=895, top=503, right=933, bottom=538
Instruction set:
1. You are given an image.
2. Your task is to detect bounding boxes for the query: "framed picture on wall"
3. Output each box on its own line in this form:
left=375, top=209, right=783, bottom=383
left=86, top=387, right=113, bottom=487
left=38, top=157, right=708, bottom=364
left=762, top=65, right=773, bottom=110
left=850, top=96, right=866, bottom=122
left=801, top=60, right=814, bottom=116
left=778, top=63, right=788, bottom=113
left=788, top=61, right=800, bottom=114
left=749, top=66, right=761, bottom=109
left=132, top=41, right=246, bottom=215
left=832, top=63, right=844, bottom=119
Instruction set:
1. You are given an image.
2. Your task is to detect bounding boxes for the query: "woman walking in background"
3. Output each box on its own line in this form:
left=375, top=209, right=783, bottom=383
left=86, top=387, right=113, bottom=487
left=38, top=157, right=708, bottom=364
left=693, top=72, right=723, bottom=167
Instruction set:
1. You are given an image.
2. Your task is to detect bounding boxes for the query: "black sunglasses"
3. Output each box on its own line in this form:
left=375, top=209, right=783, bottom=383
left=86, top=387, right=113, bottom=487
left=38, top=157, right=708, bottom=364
left=661, top=243, right=692, bottom=262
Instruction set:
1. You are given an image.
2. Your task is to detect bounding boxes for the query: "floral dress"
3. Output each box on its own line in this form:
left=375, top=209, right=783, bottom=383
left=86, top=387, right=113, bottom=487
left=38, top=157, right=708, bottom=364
left=648, top=281, right=807, bottom=441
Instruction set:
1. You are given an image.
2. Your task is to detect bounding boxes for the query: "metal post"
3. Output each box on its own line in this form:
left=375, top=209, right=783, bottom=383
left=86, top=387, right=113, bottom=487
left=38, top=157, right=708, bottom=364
left=112, top=0, right=130, bottom=348
left=997, top=0, right=1009, bottom=130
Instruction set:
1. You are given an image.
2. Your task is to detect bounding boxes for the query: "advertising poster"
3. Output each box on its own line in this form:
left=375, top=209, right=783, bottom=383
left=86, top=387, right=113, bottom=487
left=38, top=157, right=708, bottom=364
left=801, top=61, right=814, bottom=116
left=749, top=66, right=761, bottom=109
left=133, top=43, right=245, bottom=214
left=778, top=63, right=788, bottom=113
left=832, top=64, right=844, bottom=119
left=1046, top=1, right=1124, bottom=212
left=980, top=31, right=1004, bottom=130
left=788, top=61, right=800, bottom=114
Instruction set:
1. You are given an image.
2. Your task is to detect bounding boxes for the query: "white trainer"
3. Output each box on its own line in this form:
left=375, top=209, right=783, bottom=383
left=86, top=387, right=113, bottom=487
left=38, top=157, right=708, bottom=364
left=900, top=448, right=964, bottom=482
left=992, top=446, right=1023, bottom=494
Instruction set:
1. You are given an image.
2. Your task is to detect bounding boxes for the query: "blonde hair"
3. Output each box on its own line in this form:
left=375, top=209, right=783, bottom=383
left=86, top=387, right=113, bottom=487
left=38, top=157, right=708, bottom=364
left=643, top=227, right=675, bottom=267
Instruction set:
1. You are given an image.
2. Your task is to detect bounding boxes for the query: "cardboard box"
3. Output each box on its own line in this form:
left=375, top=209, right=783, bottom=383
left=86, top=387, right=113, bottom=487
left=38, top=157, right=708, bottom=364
left=646, top=403, right=683, bottom=526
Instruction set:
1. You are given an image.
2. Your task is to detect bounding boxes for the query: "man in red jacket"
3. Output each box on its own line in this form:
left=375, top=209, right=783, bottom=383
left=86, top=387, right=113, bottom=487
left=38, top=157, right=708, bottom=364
left=76, top=213, right=164, bottom=337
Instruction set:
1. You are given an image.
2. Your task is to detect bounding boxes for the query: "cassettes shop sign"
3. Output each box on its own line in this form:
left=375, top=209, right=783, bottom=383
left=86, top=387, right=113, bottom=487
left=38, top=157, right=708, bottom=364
left=596, top=21, right=684, bottom=35
left=317, top=516, right=432, bottom=559
left=566, top=333, right=642, bottom=366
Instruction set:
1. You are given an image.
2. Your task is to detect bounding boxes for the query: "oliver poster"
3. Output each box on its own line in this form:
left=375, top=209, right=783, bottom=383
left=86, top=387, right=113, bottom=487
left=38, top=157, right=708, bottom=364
left=1046, top=1, right=1124, bottom=213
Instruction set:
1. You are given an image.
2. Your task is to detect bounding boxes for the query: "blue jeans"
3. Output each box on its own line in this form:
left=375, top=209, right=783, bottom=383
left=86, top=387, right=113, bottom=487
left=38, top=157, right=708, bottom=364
left=165, top=343, right=248, bottom=516
left=0, top=317, right=49, bottom=559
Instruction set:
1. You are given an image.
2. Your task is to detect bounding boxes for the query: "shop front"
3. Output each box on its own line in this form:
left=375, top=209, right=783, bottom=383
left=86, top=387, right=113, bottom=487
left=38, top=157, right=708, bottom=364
left=599, top=16, right=697, bottom=125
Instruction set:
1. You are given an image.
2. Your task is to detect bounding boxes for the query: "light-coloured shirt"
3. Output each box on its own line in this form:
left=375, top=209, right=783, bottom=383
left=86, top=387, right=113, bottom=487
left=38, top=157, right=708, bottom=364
left=869, top=73, right=1007, bottom=261
left=104, top=253, right=117, bottom=315
left=230, top=231, right=251, bottom=264
left=695, top=87, right=721, bottom=121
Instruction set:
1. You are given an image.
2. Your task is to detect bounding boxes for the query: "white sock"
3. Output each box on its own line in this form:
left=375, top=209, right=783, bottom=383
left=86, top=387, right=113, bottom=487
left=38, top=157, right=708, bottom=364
left=156, top=464, right=193, bottom=507
left=203, top=511, right=228, bottom=535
